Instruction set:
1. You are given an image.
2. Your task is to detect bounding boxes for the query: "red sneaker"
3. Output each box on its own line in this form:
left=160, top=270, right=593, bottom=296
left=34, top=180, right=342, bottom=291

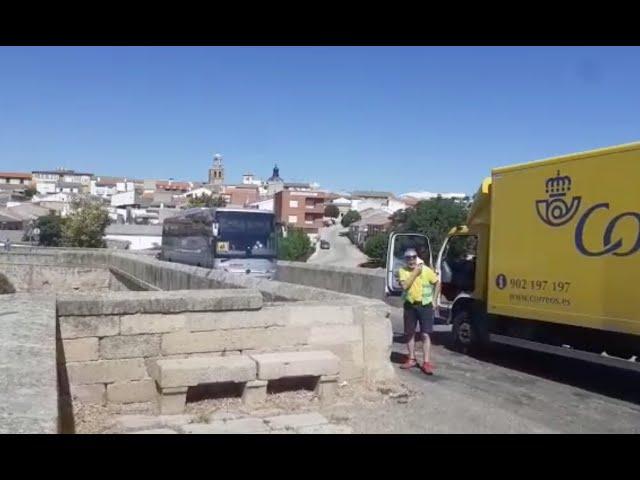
left=400, top=358, right=417, bottom=369
left=421, top=362, right=434, bottom=375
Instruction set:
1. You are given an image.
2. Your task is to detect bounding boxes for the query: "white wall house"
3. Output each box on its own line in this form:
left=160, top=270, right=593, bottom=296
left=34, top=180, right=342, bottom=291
left=90, top=181, right=117, bottom=198
left=35, top=181, right=57, bottom=195
left=111, top=190, right=138, bottom=208
left=182, top=187, right=214, bottom=199
left=104, top=224, right=162, bottom=250
left=247, top=198, right=274, bottom=211
left=400, top=191, right=468, bottom=201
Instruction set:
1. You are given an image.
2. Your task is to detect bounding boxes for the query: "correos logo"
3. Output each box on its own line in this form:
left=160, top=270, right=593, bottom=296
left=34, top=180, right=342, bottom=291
left=535, top=170, right=640, bottom=257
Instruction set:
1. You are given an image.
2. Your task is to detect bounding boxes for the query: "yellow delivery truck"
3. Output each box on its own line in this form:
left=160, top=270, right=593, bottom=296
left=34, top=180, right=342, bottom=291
left=385, top=142, right=640, bottom=371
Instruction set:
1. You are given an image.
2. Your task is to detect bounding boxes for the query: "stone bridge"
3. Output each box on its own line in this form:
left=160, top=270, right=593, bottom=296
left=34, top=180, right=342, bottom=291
left=0, top=250, right=394, bottom=433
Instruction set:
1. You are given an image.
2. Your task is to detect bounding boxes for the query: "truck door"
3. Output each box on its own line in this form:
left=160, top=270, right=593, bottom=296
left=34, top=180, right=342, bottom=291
left=434, top=233, right=478, bottom=322
left=385, top=233, right=433, bottom=296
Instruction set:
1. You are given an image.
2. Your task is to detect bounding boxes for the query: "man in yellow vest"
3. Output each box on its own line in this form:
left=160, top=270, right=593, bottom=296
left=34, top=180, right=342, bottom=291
left=397, top=248, right=438, bottom=375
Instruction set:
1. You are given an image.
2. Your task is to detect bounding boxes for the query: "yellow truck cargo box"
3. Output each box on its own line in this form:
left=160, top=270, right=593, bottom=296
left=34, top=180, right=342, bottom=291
left=487, top=143, right=640, bottom=336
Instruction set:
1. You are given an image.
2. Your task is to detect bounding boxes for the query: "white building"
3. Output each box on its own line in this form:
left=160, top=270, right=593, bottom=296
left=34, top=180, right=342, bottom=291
left=247, top=198, right=274, bottom=211
left=330, top=197, right=352, bottom=218
left=104, top=224, right=162, bottom=250
left=116, top=181, right=135, bottom=193
left=32, top=169, right=93, bottom=195
left=55, top=182, right=82, bottom=194
left=182, top=187, right=214, bottom=200
left=242, top=173, right=262, bottom=186
left=90, top=181, right=117, bottom=198
left=111, top=190, right=139, bottom=208
left=400, top=191, right=468, bottom=201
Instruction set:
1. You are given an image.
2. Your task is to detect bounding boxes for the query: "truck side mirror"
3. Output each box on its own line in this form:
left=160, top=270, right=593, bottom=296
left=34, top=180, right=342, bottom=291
left=212, top=222, right=219, bottom=236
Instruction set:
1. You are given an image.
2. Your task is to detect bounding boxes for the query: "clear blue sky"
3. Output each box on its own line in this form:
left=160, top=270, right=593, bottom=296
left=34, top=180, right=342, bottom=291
left=1, top=46, right=639, bottom=195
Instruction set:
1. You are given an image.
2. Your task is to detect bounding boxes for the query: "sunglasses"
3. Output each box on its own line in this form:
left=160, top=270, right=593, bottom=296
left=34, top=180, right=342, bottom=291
left=405, top=255, right=417, bottom=259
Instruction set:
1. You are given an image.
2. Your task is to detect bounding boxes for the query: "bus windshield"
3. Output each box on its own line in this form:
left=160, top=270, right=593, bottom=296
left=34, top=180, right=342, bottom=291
left=215, top=211, right=276, bottom=258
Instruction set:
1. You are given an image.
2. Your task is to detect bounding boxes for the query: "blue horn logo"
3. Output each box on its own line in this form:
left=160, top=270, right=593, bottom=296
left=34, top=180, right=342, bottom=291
left=535, top=170, right=581, bottom=227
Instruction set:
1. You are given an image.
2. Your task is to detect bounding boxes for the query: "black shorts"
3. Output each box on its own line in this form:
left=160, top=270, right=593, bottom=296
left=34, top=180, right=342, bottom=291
left=403, top=302, right=434, bottom=341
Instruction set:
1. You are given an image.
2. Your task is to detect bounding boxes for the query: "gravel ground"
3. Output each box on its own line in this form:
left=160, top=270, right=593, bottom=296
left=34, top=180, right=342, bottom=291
left=73, top=380, right=395, bottom=434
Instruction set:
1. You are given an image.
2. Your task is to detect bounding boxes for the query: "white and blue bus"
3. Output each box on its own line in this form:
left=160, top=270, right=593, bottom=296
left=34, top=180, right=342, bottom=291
left=161, top=207, right=277, bottom=279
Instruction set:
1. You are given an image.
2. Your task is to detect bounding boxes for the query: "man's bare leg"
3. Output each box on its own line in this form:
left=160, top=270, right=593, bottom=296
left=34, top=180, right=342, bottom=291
left=407, top=335, right=416, bottom=361
left=401, top=333, right=418, bottom=368
left=422, top=333, right=431, bottom=363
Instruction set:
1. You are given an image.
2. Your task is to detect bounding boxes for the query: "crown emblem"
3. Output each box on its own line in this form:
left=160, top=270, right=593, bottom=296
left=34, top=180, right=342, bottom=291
left=545, top=170, right=572, bottom=197
left=536, top=170, right=581, bottom=227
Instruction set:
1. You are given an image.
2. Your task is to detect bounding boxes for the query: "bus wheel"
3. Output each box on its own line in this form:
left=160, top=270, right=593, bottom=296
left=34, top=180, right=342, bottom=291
left=451, top=310, right=475, bottom=353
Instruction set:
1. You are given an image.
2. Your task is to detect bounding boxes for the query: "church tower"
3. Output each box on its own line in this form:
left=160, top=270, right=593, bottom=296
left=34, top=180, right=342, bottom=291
left=208, top=153, right=225, bottom=187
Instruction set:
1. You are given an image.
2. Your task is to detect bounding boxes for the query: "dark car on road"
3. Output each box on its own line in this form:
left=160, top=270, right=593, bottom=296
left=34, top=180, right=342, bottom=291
left=320, top=240, right=330, bottom=249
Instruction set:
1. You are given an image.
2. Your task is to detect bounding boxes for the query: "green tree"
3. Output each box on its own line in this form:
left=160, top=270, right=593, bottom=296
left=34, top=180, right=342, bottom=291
left=341, top=209, right=361, bottom=228
left=23, top=186, right=38, bottom=199
left=188, top=194, right=227, bottom=208
left=324, top=204, right=340, bottom=218
left=61, top=199, right=110, bottom=248
left=35, top=215, right=65, bottom=246
left=391, top=197, right=468, bottom=254
left=364, top=232, right=389, bottom=266
left=277, top=226, right=314, bottom=261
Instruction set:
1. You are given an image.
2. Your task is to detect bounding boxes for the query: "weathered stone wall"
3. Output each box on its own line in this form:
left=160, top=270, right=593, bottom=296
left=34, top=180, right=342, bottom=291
left=276, top=261, right=385, bottom=300
left=0, top=295, right=58, bottom=434
left=58, top=290, right=391, bottom=407
left=0, top=251, right=115, bottom=293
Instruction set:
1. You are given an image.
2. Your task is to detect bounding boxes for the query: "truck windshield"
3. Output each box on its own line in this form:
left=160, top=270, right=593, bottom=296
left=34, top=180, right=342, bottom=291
left=215, top=211, right=276, bottom=258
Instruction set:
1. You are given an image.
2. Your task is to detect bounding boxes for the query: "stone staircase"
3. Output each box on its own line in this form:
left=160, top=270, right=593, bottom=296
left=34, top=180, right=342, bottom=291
left=150, top=350, right=340, bottom=414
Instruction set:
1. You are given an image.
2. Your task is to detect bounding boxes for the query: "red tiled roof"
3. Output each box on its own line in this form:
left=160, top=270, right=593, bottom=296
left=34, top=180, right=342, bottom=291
left=0, top=172, right=32, bottom=180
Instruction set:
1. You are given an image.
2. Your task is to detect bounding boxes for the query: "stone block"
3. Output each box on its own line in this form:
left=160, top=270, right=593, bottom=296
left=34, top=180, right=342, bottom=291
left=120, top=313, right=187, bottom=335
left=242, top=380, right=267, bottom=407
left=59, top=315, right=119, bottom=339
left=56, top=289, right=263, bottom=316
left=353, top=306, right=395, bottom=383
left=158, top=390, right=187, bottom=415
left=263, top=413, right=328, bottom=431
left=207, top=411, right=248, bottom=423
left=309, top=342, right=364, bottom=381
left=67, top=358, right=147, bottom=385
left=308, top=325, right=361, bottom=345
left=109, top=414, right=194, bottom=432
left=63, top=337, right=99, bottom=362
left=297, top=424, right=353, bottom=434
left=250, top=351, right=339, bottom=380
left=185, top=308, right=287, bottom=331
left=70, top=384, right=106, bottom=405
left=107, top=379, right=156, bottom=404
left=151, top=356, right=257, bottom=388
left=181, top=418, right=269, bottom=434
left=100, top=334, right=160, bottom=359
left=315, top=375, right=338, bottom=403
left=284, top=304, right=355, bottom=327
left=131, top=428, right=178, bottom=434
left=161, top=327, right=308, bottom=355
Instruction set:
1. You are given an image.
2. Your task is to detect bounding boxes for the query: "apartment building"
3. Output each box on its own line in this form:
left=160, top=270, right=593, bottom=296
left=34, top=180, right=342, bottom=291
left=274, top=189, right=329, bottom=234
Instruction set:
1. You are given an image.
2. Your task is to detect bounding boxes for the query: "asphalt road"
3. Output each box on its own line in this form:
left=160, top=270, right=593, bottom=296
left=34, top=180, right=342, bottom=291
left=307, top=225, right=371, bottom=268
left=330, top=311, right=640, bottom=433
